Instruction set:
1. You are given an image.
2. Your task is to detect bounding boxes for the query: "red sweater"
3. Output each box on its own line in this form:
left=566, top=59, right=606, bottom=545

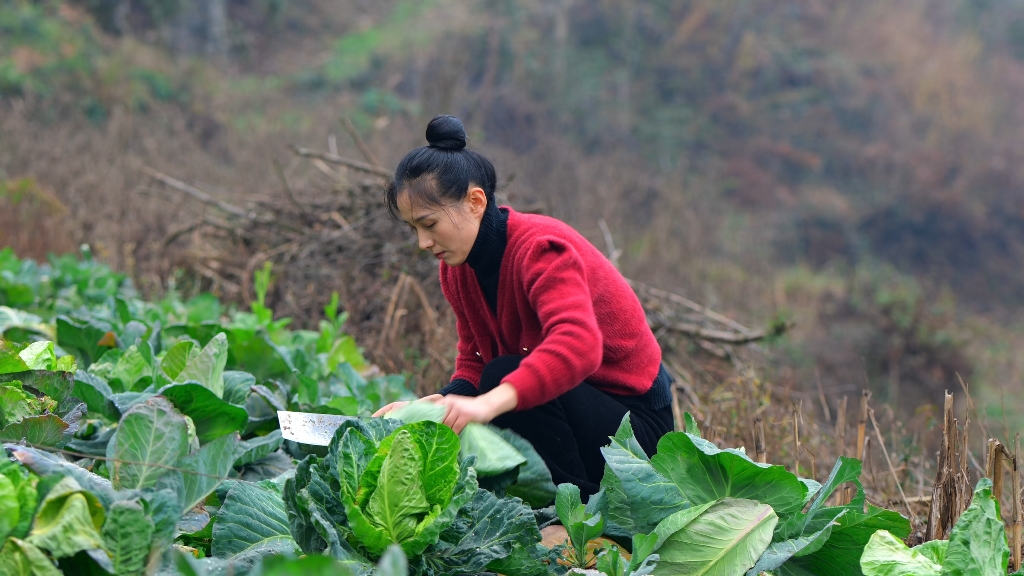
left=439, top=208, right=662, bottom=411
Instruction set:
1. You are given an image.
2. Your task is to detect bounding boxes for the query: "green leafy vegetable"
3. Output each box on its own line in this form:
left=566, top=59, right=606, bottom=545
left=599, top=415, right=689, bottom=538
left=556, top=483, right=605, bottom=567
left=386, top=400, right=533, bottom=484
left=160, top=340, right=198, bottom=382
left=235, top=430, right=285, bottom=468
left=460, top=423, right=527, bottom=477
left=0, top=415, right=70, bottom=448
left=101, top=499, right=155, bottom=576
left=0, top=472, right=19, bottom=542
left=107, top=396, right=189, bottom=490
left=652, top=431, right=809, bottom=517
left=211, top=480, right=298, bottom=564
left=943, top=478, right=1009, bottom=576
left=160, top=433, right=241, bottom=514
left=383, top=399, right=445, bottom=424
left=285, top=418, right=546, bottom=574
left=362, top=430, right=432, bottom=549
left=653, top=498, right=778, bottom=576
left=375, top=544, right=409, bottom=576
left=24, top=476, right=105, bottom=559
left=0, top=537, right=62, bottom=576
left=861, top=530, right=941, bottom=576
left=159, top=382, right=248, bottom=443
left=176, top=332, right=229, bottom=398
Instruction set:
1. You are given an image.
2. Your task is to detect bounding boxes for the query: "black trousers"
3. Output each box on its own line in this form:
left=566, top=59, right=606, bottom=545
left=469, top=355, right=674, bottom=499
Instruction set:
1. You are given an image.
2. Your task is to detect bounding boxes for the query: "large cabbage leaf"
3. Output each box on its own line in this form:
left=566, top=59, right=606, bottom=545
left=599, top=415, right=688, bottom=538
left=652, top=498, right=778, bottom=576
left=212, top=480, right=298, bottom=565
left=425, top=487, right=546, bottom=575
left=459, top=423, right=526, bottom=476
left=107, top=396, right=189, bottom=490
left=860, top=530, right=942, bottom=576
left=386, top=400, right=529, bottom=479
left=651, top=430, right=809, bottom=517
left=101, top=499, right=155, bottom=576
left=942, top=478, right=1009, bottom=576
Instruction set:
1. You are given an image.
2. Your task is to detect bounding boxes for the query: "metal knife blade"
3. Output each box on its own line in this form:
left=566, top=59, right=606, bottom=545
left=277, top=411, right=355, bottom=446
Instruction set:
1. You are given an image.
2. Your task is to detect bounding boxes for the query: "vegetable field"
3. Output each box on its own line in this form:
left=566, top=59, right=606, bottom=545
left=0, top=247, right=1019, bottom=575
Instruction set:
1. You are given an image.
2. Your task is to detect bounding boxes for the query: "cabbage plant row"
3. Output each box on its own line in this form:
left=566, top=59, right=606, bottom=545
left=1, top=248, right=1005, bottom=576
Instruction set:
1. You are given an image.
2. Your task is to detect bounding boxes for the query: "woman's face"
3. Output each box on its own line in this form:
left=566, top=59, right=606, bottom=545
left=397, top=185, right=487, bottom=266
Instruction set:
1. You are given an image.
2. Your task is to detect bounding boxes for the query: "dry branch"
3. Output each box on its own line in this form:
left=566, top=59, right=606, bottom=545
left=273, top=158, right=311, bottom=217
left=871, top=408, right=914, bottom=521
left=627, top=279, right=757, bottom=335
left=342, top=117, right=383, bottom=168
left=661, top=321, right=791, bottom=344
left=144, top=167, right=253, bottom=220
left=288, top=145, right=393, bottom=178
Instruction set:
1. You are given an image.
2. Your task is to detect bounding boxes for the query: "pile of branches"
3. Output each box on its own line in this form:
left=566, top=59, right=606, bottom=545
left=141, top=122, right=788, bottom=398
left=142, top=124, right=452, bottom=392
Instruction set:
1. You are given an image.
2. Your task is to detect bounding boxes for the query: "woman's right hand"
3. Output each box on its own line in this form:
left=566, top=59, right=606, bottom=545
left=372, top=394, right=443, bottom=417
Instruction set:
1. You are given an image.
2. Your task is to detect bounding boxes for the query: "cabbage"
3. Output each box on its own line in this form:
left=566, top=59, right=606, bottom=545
left=387, top=399, right=527, bottom=477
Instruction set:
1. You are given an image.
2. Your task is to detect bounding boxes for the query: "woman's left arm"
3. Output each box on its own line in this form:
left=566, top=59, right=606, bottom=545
left=435, top=237, right=600, bottom=429
left=499, top=237, right=602, bottom=410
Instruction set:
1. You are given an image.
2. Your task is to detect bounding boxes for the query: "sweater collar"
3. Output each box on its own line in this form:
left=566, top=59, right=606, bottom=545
left=466, top=201, right=508, bottom=274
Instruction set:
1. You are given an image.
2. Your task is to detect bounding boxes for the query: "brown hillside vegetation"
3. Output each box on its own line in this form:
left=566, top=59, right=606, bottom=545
left=2, top=0, right=1024, bottom=437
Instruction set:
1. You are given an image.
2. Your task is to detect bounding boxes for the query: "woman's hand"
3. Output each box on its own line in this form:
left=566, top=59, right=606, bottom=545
left=372, top=394, right=443, bottom=417
left=437, top=383, right=518, bottom=434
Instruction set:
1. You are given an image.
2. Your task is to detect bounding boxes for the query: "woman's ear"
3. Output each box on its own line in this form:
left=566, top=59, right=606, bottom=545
left=467, top=186, right=488, bottom=217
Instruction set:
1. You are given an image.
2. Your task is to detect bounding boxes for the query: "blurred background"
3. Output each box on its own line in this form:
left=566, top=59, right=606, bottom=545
left=2, top=0, right=1024, bottom=434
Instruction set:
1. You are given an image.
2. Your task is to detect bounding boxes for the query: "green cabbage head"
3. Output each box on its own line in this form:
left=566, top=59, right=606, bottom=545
left=338, top=420, right=477, bottom=558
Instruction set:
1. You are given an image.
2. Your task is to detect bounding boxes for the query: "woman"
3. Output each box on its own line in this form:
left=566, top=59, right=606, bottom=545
left=375, top=115, right=674, bottom=498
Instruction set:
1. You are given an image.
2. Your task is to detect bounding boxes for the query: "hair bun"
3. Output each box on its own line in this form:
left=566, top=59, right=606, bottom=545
left=425, top=115, right=467, bottom=151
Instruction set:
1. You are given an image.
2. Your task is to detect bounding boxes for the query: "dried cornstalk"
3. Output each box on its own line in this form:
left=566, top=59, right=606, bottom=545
left=952, top=419, right=973, bottom=523
left=754, top=417, right=767, bottom=464
left=836, top=395, right=848, bottom=457
left=793, top=404, right=801, bottom=476
left=856, top=390, right=869, bottom=460
left=802, top=444, right=818, bottom=481
left=671, top=386, right=685, bottom=433
left=863, top=436, right=874, bottom=494
left=848, top=390, right=869, bottom=506
left=834, top=395, right=848, bottom=505
left=988, top=439, right=1006, bottom=503
left=1013, top=434, right=1021, bottom=573
left=815, top=368, right=831, bottom=424
left=927, top=392, right=955, bottom=541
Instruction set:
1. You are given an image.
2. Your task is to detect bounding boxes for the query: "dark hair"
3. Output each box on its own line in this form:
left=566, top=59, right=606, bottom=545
left=384, top=115, right=497, bottom=219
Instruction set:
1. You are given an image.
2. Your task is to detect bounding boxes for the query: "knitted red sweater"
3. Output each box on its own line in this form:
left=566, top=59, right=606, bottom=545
left=439, top=208, right=662, bottom=411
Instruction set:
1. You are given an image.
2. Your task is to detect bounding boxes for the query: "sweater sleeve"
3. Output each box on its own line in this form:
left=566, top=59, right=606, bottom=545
left=438, top=378, right=479, bottom=397
left=501, top=237, right=603, bottom=410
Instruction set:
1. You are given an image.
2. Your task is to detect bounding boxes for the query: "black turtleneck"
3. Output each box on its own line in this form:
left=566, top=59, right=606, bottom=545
left=465, top=201, right=508, bottom=315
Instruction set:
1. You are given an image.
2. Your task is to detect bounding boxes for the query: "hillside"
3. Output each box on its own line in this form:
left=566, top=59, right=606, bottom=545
left=2, top=0, right=1024, bottom=424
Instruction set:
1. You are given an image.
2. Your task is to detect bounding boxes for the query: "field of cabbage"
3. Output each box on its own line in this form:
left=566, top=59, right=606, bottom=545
left=0, top=247, right=1019, bottom=576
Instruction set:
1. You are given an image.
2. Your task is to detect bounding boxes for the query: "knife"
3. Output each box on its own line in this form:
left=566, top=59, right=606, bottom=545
left=277, top=410, right=356, bottom=446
